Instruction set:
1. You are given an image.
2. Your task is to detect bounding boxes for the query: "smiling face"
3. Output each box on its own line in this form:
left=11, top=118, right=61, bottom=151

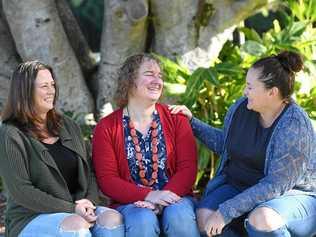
left=244, top=67, right=272, bottom=112
left=33, top=69, right=56, bottom=118
left=129, top=60, right=163, bottom=104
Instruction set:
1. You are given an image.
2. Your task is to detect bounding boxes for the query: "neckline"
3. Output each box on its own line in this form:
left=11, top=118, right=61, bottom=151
left=41, top=138, right=60, bottom=146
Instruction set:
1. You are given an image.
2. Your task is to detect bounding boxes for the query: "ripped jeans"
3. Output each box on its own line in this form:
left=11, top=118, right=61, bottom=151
left=18, top=206, right=124, bottom=237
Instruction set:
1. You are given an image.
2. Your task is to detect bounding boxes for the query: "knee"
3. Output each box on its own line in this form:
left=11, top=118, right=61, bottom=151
left=97, top=209, right=123, bottom=228
left=135, top=208, right=159, bottom=226
left=163, top=203, right=196, bottom=226
left=60, top=214, right=91, bottom=231
left=248, top=207, right=284, bottom=231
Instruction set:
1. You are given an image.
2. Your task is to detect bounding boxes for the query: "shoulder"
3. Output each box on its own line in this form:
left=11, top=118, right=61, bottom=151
left=273, top=103, right=314, bottom=144
left=156, top=103, right=188, bottom=122
left=227, top=97, right=247, bottom=115
left=223, top=97, right=247, bottom=126
left=279, top=103, right=312, bottom=130
left=0, top=122, right=25, bottom=139
left=0, top=123, right=28, bottom=149
left=97, top=108, right=123, bottom=126
left=60, top=114, right=82, bottom=136
left=94, top=108, right=123, bottom=134
left=61, top=114, right=79, bottom=128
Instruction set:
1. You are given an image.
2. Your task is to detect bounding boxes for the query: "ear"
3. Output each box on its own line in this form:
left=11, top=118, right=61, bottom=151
left=269, top=87, right=279, bottom=97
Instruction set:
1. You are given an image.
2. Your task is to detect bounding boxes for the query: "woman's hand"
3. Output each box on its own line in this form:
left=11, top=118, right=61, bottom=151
left=168, top=105, right=193, bottom=121
left=204, top=210, right=226, bottom=237
left=75, top=199, right=97, bottom=223
left=134, top=200, right=164, bottom=215
left=134, top=200, right=156, bottom=209
left=145, top=190, right=181, bottom=206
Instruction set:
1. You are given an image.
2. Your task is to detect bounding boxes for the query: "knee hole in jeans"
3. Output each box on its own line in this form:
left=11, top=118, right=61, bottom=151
left=60, top=214, right=91, bottom=231
left=96, top=210, right=123, bottom=228
left=248, top=207, right=284, bottom=231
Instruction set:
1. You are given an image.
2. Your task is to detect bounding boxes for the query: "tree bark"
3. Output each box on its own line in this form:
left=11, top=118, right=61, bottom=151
left=151, top=0, right=269, bottom=70
left=193, top=0, right=269, bottom=67
left=56, top=0, right=97, bottom=75
left=96, top=0, right=149, bottom=117
left=2, top=0, right=94, bottom=115
left=150, top=0, right=198, bottom=59
left=0, top=1, right=19, bottom=112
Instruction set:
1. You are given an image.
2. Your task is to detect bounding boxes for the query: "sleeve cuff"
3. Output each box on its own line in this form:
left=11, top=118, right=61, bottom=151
left=218, top=205, right=234, bottom=225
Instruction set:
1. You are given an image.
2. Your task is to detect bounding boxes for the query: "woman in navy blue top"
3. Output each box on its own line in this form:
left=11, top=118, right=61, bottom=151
left=170, top=51, right=316, bottom=237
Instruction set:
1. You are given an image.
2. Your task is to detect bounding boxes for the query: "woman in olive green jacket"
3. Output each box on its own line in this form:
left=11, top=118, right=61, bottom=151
left=0, top=61, right=124, bottom=237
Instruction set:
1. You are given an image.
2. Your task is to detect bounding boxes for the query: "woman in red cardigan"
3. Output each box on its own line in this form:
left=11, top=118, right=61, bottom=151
left=92, top=54, right=200, bottom=237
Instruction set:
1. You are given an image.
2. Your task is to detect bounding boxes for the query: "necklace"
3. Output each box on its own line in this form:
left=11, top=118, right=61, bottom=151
left=127, top=107, right=159, bottom=187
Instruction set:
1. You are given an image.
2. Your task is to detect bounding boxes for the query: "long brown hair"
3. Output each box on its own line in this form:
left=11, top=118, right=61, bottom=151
left=1, top=61, right=62, bottom=140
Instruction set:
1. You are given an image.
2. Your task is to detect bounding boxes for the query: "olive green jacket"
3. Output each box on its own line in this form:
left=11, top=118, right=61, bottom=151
left=0, top=116, right=100, bottom=237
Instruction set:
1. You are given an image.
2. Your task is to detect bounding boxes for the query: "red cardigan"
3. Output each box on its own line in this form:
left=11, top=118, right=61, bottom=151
left=92, top=103, right=197, bottom=206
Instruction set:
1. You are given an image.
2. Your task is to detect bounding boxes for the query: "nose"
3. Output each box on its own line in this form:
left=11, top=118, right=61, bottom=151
left=47, top=85, right=55, bottom=94
left=243, top=87, right=248, bottom=97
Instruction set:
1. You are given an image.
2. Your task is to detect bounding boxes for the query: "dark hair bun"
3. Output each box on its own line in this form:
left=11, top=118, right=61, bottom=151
left=276, top=51, right=303, bottom=73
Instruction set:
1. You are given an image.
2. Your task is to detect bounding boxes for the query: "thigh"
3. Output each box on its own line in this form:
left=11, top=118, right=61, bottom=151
left=117, top=204, right=160, bottom=237
left=162, top=196, right=197, bottom=222
left=19, top=213, right=74, bottom=237
left=198, top=183, right=241, bottom=210
left=163, top=196, right=196, bottom=213
left=258, top=194, right=316, bottom=237
left=161, top=197, right=200, bottom=237
left=117, top=203, right=158, bottom=223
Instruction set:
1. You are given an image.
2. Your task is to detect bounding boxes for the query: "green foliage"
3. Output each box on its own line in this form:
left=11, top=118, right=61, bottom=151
left=63, top=111, right=95, bottom=141
left=160, top=0, right=316, bottom=191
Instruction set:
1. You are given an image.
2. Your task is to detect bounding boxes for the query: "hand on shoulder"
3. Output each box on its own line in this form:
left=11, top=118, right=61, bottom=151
left=168, top=105, right=193, bottom=121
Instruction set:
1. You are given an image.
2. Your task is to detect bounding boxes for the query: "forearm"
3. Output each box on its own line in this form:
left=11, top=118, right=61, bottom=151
left=191, top=117, right=224, bottom=154
left=163, top=168, right=196, bottom=196
left=98, top=176, right=151, bottom=204
left=6, top=180, right=76, bottom=213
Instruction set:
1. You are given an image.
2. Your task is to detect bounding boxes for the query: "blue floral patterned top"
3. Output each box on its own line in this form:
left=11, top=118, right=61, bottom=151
left=123, top=110, right=169, bottom=190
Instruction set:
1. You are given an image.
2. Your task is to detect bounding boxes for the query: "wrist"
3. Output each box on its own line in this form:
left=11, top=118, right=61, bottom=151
left=145, top=191, right=153, bottom=202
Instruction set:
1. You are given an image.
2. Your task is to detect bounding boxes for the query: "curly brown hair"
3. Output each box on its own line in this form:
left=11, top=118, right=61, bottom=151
left=114, top=53, right=161, bottom=108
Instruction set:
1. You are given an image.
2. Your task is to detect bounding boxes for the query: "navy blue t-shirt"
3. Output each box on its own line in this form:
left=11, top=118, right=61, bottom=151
left=224, top=99, right=288, bottom=190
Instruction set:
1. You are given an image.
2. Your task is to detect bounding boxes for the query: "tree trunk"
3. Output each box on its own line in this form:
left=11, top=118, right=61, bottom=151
left=0, top=1, right=19, bottom=112
left=151, top=0, right=269, bottom=69
left=2, top=0, right=94, bottom=115
left=193, top=0, right=269, bottom=67
left=56, top=0, right=97, bottom=75
left=150, top=0, right=198, bottom=59
left=96, top=0, right=149, bottom=117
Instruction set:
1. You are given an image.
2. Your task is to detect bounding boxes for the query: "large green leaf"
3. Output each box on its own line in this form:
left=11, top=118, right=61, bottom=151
left=241, top=40, right=267, bottom=56
left=239, top=27, right=263, bottom=43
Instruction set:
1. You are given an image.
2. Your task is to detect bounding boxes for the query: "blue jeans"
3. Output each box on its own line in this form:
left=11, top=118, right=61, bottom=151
left=18, top=206, right=124, bottom=237
left=198, top=183, right=316, bottom=237
left=117, top=196, right=200, bottom=237
left=198, top=184, right=246, bottom=237
left=245, top=195, right=316, bottom=237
